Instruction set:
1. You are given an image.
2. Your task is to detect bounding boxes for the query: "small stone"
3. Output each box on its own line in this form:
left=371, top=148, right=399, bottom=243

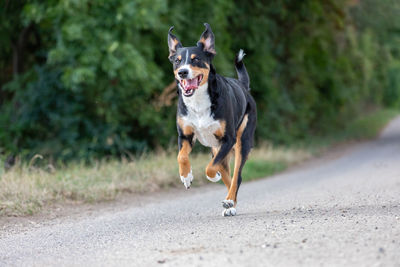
left=157, top=259, right=166, bottom=264
left=379, top=247, right=385, bottom=253
left=302, top=238, right=307, bottom=243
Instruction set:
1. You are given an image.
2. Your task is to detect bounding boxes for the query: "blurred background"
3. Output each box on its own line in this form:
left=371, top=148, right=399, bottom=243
left=1, top=0, right=400, bottom=162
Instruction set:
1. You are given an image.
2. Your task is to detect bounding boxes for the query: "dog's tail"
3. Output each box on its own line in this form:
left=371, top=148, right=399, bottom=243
left=235, top=49, right=250, bottom=90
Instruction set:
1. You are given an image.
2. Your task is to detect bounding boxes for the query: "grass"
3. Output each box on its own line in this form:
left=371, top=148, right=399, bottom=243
left=0, top=108, right=398, bottom=216
left=340, top=108, right=399, bottom=139
left=241, top=145, right=311, bottom=181
left=301, top=108, right=400, bottom=149
left=0, top=146, right=310, bottom=216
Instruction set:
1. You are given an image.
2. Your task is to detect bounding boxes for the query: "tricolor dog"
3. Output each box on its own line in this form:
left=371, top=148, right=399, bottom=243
left=167, top=23, right=257, bottom=216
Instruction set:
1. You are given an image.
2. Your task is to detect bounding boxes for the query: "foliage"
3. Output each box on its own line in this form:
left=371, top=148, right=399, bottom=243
left=0, top=0, right=399, bottom=161
left=350, top=0, right=400, bottom=108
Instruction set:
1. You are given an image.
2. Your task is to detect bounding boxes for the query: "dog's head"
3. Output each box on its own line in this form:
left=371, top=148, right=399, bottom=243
left=168, top=23, right=216, bottom=97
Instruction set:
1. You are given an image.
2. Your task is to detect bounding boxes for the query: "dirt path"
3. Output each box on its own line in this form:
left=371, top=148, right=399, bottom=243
left=1, top=117, right=400, bottom=266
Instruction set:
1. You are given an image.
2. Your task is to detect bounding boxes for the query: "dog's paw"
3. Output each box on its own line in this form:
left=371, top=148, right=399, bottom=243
left=222, top=199, right=234, bottom=209
left=206, top=171, right=221, bottom=182
left=222, top=199, right=236, bottom=216
left=222, top=207, right=237, bottom=217
left=180, top=169, right=193, bottom=189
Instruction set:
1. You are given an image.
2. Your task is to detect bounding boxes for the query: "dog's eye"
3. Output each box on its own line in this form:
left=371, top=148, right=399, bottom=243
left=175, top=58, right=181, bottom=64
left=192, top=57, right=200, bottom=63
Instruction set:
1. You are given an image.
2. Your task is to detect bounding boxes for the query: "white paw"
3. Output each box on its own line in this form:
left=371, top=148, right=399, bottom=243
left=180, top=169, right=193, bottom=189
left=206, top=171, right=221, bottom=182
left=222, top=199, right=234, bottom=209
left=222, top=207, right=237, bottom=217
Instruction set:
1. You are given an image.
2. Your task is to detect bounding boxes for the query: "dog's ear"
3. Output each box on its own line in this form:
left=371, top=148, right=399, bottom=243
left=197, top=23, right=216, bottom=55
left=168, top=26, right=182, bottom=59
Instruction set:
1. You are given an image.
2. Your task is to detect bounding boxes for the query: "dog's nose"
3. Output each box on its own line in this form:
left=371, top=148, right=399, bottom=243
left=178, top=69, right=189, bottom=79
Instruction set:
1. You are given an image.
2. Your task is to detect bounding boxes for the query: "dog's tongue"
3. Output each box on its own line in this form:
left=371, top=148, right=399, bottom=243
left=184, top=77, right=198, bottom=90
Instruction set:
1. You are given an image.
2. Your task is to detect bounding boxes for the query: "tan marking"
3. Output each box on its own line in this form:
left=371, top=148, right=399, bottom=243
left=213, top=120, right=226, bottom=138
left=199, top=38, right=216, bottom=54
left=177, top=117, right=194, bottom=136
left=205, top=147, right=220, bottom=179
left=177, top=117, right=194, bottom=177
left=219, top=150, right=232, bottom=190
left=191, top=54, right=196, bottom=59
left=205, top=120, right=230, bottom=187
left=220, top=168, right=231, bottom=190
left=205, top=160, right=219, bottom=179
left=177, top=141, right=192, bottom=177
left=190, top=64, right=209, bottom=86
left=205, top=146, right=232, bottom=190
left=226, top=115, right=249, bottom=203
left=177, top=55, right=182, bottom=61
left=169, top=38, right=179, bottom=57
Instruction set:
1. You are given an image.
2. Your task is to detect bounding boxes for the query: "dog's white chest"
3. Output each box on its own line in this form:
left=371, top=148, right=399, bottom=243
left=181, top=84, right=220, bottom=148
left=184, top=111, right=220, bottom=148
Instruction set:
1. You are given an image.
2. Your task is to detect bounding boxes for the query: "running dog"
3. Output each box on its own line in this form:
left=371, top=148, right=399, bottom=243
left=167, top=23, right=257, bottom=216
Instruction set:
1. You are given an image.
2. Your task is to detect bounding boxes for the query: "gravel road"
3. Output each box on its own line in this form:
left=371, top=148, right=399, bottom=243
left=1, top=117, right=400, bottom=267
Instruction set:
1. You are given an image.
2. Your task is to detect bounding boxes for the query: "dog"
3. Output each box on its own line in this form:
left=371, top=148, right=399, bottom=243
left=167, top=23, right=257, bottom=216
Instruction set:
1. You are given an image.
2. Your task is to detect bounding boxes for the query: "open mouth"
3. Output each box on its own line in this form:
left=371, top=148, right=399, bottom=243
left=180, top=75, right=203, bottom=97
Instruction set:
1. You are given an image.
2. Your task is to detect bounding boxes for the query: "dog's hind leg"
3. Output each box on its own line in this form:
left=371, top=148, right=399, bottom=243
left=223, top=111, right=256, bottom=216
left=219, top=152, right=232, bottom=190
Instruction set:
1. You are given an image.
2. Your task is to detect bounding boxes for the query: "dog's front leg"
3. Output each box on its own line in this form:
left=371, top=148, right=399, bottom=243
left=177, top=136, right=193, bottom=189
left=177, top=121, right=195, bottom=189
left=205, top=136, right=235, bottom=180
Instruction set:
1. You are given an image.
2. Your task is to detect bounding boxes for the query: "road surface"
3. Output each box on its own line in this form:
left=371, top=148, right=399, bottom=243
left=1, top=117, right=400, bottom=266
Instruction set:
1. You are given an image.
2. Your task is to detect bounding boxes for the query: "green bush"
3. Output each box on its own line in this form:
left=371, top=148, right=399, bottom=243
left=0, top=0, right=399, bottom=161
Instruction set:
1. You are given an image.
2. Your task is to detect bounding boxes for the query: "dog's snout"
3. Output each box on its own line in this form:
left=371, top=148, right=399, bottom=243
left=178, top=69, right=189, bottom=79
